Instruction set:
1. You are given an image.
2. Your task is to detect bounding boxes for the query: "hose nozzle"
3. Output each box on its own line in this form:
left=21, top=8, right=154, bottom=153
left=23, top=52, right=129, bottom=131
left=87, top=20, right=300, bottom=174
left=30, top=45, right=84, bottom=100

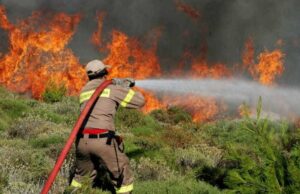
left=112, top=78, right=135, bottom=88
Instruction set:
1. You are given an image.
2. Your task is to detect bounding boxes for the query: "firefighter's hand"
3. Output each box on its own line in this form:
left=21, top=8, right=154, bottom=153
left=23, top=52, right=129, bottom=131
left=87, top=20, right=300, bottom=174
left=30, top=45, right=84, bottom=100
left=124, top=78, right=135, bottom=88
left=112, top=78, right=135, bottom=88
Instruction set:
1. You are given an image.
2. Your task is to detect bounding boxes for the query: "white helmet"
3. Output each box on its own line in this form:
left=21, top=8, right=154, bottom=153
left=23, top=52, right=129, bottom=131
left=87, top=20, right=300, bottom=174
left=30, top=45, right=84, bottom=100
left=85, top=60, right=110, bottom=76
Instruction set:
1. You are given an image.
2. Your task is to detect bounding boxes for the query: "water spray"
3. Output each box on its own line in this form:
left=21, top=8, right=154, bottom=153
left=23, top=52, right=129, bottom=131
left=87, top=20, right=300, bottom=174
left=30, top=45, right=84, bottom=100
left=136, top=78, right=300, bottom=118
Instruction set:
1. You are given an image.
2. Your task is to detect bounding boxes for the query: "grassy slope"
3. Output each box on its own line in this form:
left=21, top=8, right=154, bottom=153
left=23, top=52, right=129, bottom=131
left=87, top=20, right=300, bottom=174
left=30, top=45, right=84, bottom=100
left=0, top=87, right=299, bottom=194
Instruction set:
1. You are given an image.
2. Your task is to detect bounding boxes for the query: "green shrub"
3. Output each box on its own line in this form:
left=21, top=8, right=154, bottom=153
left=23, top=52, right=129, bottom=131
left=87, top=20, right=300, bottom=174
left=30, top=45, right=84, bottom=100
left=42, top=81, right=67, bottom=103
left=132, top=157, right=174, bottom=181
left=29, top=134, right=65, bottom=148
left=0, top=170, right=8, bottom=193
left=151, top=106, right=192, bottom=125
left=175, top=145, right=222, bottom=173
left=7, top=116, right=44, bottom=139
left=0, top=109, right=10, bottom=131
left=116, top=108, right=161, bottom=135
left=162, top=125, right=197, bottom=148
left=134, top=177, right=221, bottom=194
left=53, top=98, right=78, bottom=114
left=133, top=139, right=161, bottom=151
left=0, top=98, right=28, bottom=119
left=197, top=98, right=300, bottom=193
left=115, top=108, right=147, bottom=129
left=149, top=109, right=170, bottom=123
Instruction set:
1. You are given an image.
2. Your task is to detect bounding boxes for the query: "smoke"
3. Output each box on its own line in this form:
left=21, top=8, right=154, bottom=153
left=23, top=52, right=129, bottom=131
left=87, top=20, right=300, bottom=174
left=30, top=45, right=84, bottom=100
left=0, top=0, right=299, bottom=85
left=136, top=79, right=300, bottom=118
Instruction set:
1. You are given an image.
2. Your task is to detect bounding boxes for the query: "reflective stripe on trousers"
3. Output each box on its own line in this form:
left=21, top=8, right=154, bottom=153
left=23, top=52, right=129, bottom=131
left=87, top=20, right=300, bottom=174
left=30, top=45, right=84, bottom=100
left=71, top=179, right=133, bottom=193
left=115, top=183, right=133, bottom=193
left=71, top=179, right=82, bottom=188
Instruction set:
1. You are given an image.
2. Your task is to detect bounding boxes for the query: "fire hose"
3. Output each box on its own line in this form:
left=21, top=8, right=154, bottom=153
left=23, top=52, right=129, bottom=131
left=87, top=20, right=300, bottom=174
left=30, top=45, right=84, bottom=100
left=40, top=80, right=112, bottom=194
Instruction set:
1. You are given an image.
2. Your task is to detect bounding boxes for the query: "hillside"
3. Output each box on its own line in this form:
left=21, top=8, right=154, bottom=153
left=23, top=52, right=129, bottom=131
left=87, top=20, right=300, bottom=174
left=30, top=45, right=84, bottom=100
left=0, top=86, right=299, bottom=194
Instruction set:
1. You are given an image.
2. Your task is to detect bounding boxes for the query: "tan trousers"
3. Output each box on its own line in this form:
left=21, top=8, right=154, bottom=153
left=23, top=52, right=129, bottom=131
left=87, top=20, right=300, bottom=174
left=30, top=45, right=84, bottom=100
left=71, top=135, right=133, bottom=194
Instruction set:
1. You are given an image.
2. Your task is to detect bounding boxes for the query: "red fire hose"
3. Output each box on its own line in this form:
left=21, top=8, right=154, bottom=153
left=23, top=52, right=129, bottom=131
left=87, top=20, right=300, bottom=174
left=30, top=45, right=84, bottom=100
left=40, top=80, right=112, bottom=194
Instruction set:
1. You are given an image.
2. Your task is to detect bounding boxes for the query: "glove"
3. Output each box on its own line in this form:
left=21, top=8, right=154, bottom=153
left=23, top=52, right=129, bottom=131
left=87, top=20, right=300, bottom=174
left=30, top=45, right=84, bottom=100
left=112, top=78, right=135, bottom=88
left=124, top=78, right=135, bottom=88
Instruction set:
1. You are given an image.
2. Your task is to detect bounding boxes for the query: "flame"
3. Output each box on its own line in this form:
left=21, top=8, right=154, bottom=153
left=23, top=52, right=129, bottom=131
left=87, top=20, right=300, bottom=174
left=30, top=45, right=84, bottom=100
left=102, top=30, right=163, bottom=114
left=138, top=89, right=165, bottom=113
left=91, top=18, right=164, bottom=115
left=190, top=61, right=232, bottom=79
left=0, top=6, right=13, bottom=30
left=173, top=44, right=232, bottom=79
left=103, top=30, right=162, bottom=80
left=175, top=0, right=201, bottom=21
left=242, top=37, right=285, bottom=85
left=254, top=49, right=285, bottom=85
left=91, top=11, right=106, bottom=52
left=0, top=6, right=87, bottom=98
left=163, top=95, right=220, bottom=122
left=168, top=50, right=230, bottom=121
left=242, top=37, right=255, bottom=74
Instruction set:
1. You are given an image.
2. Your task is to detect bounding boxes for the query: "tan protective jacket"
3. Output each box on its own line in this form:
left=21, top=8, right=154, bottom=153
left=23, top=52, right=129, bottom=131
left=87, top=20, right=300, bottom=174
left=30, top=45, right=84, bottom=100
left=79, top=78, right=145, bottom=131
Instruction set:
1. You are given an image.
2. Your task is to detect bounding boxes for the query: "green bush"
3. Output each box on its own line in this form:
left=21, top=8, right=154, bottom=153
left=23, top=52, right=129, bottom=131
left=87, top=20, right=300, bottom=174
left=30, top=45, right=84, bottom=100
left=151, top=106, right=192, bottom=125
left=42, top=81, right=67, bottom=103
left=8, top=116, right=43, bottom=139
left=0, top=109, right=10, bottom=131
left=1, top=87, right=300, bottom=194
left=134, top=177, right=221, bottom=194
left=0, top=98, right=28, bottom=119
left=132, top=157, right=174, bottom=181
left=0, top=170, right=8, bottom=193
left=197, top=98, right=300, bottom=193
left=162, top=125, right=197, bottom=148
left=115, top=108, right=147, bottom=129
left=29, top=134, right=65, bottom=148
left=175, top=145, right=222, bottom=173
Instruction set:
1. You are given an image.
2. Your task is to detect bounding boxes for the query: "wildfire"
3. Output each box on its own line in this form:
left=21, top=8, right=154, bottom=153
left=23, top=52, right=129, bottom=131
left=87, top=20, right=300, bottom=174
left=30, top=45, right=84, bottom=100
left=0, top=4, right=288, bottom=123
left=242, top=37, right=285, bottom=85
left=0, top=6, right=87, bottom=99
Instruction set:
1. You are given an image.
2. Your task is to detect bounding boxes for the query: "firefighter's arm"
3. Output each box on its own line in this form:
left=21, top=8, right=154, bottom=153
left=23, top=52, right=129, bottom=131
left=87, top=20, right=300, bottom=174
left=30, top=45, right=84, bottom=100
left=112, top=86, right=145, bottom=109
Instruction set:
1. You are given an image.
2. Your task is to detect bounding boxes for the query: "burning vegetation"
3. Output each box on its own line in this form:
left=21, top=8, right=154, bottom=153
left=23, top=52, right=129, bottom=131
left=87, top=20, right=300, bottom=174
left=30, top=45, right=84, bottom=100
left=0, top=3, right=287, bottom=122
left=0, top=6, right=87, bottom=99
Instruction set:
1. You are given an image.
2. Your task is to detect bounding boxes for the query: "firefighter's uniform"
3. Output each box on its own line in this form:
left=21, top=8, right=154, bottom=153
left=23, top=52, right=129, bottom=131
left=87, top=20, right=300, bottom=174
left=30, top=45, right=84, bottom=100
left=71, top=78, right=145, bottom=194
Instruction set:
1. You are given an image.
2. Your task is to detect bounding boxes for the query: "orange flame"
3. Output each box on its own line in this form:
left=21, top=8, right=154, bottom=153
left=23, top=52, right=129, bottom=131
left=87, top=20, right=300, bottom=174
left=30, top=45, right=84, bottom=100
left=173, top=44, right=232, bottom=79
left=190, top=61, right=232, bottom=79
left=91, top=11, right=106, bottom=52
left=242, top=37, right=285, bottom=85
left=103, top=30, right=162, bottom=80
left=242, top=37, right=255, bottom=74
left=138, top=89, right=165, bottom=113
left=163, top=95, right=220, bottom=122
left=102, top=30, right=163, bottom=115
left=0, top=6, right=87, bottom=98
left=175, top=0, right=201, bottom=21
left=254, top=49, right=285, bottom=85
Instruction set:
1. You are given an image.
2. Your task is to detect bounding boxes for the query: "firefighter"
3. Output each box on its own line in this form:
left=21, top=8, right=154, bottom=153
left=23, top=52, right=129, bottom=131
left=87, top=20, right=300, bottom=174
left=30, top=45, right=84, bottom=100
left=70, top=59, right=145, bottom=194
